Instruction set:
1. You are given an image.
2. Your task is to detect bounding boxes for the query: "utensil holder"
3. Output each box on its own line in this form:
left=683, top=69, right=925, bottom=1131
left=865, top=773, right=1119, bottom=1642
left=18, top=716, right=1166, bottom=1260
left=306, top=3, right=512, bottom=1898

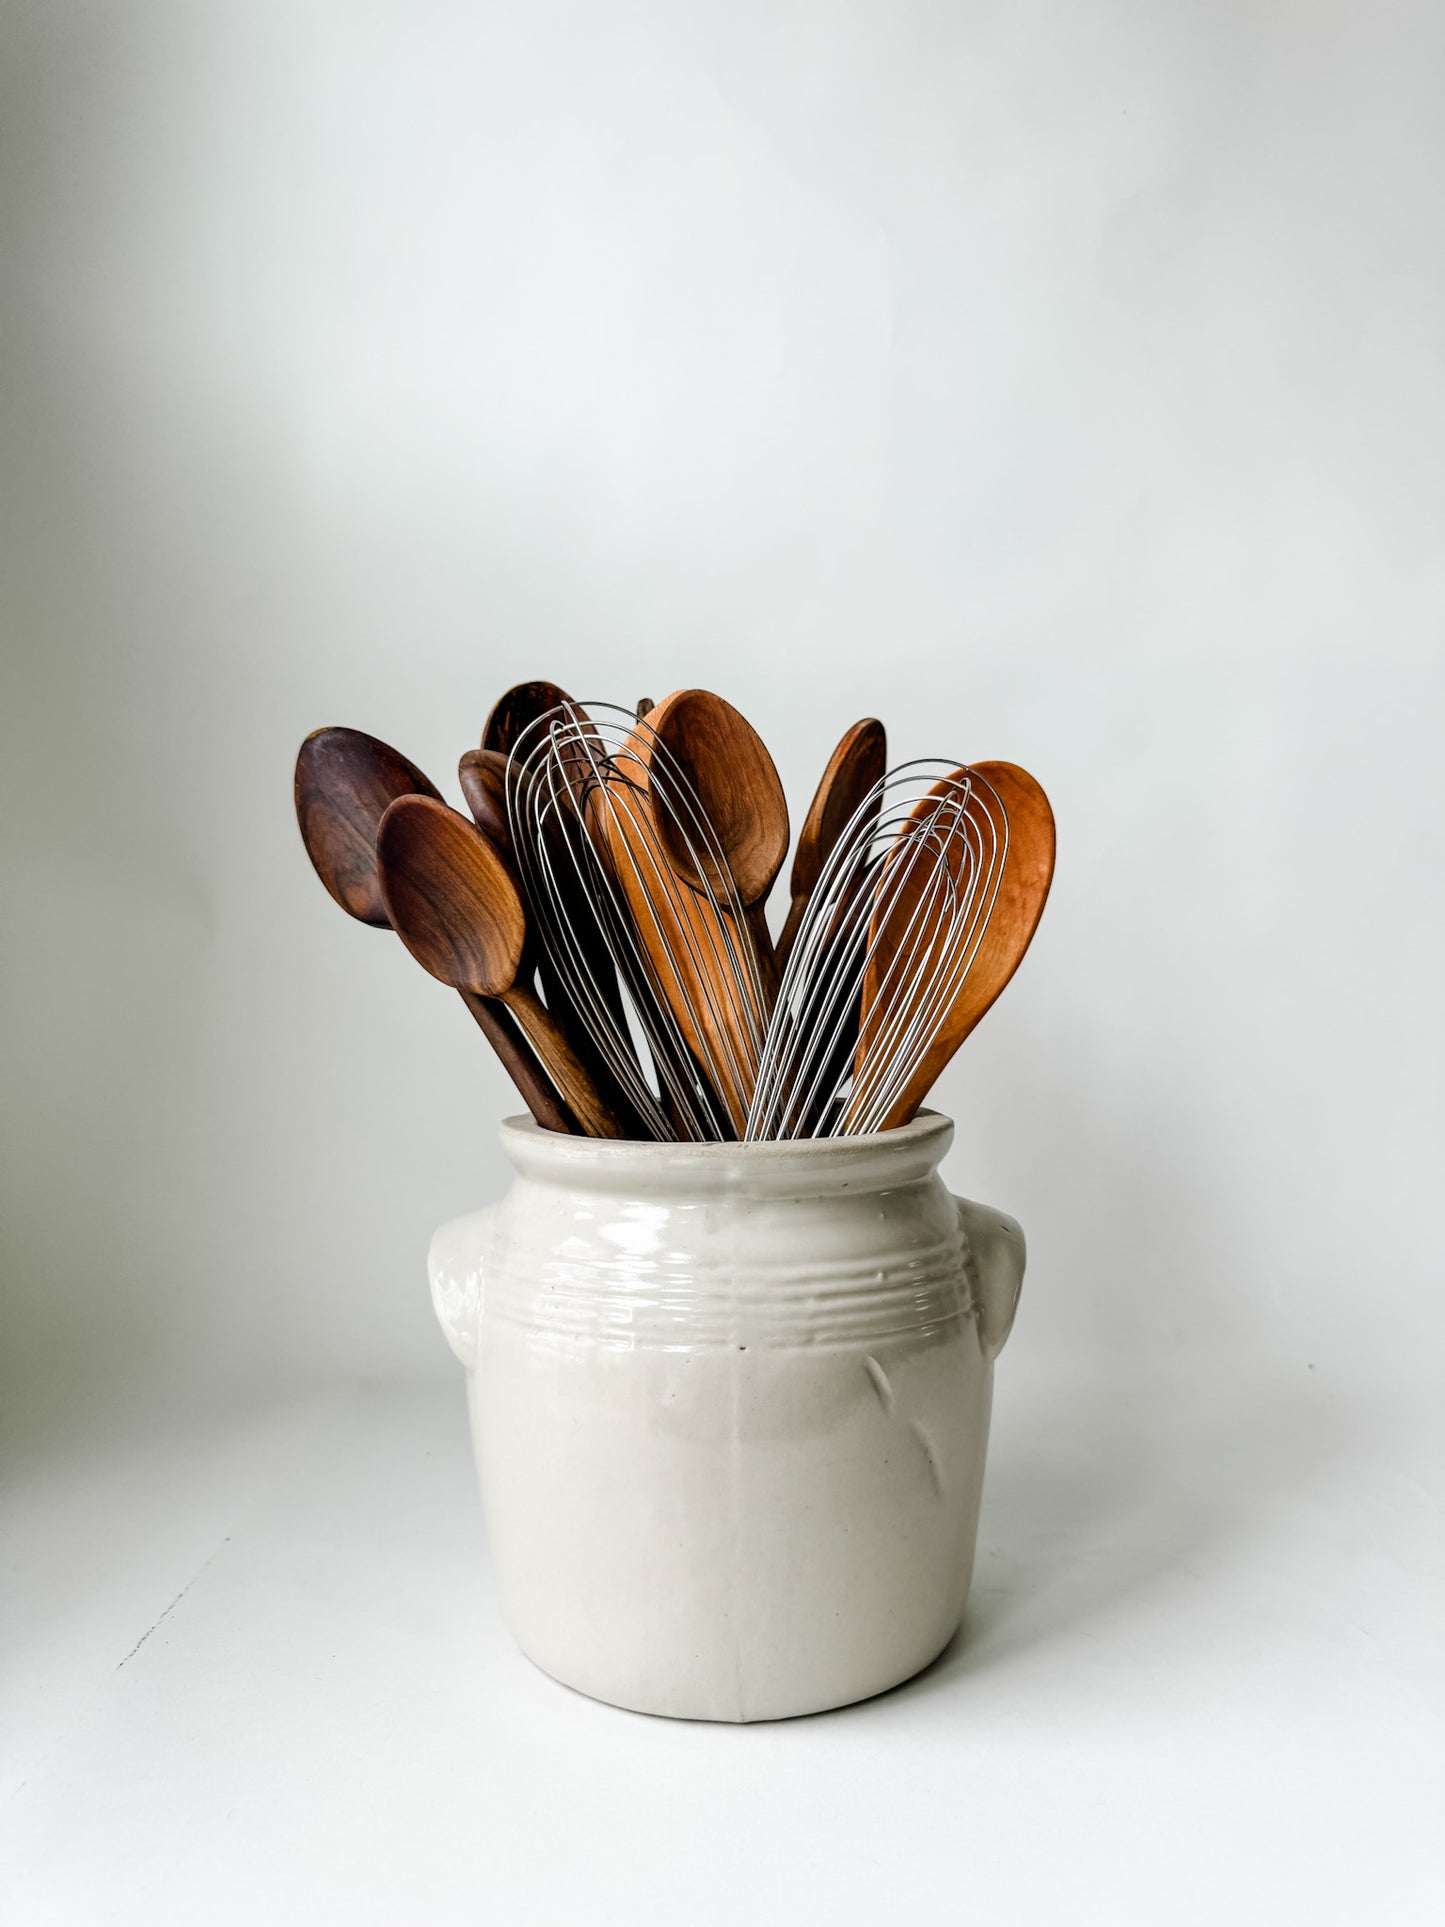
left=428, top=1110, right=1024, bottom=1722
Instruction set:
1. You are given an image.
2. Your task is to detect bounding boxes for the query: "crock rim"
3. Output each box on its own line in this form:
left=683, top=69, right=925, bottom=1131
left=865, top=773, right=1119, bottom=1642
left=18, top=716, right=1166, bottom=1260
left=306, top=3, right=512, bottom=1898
left=497, top=1106, right=953, bottom=1164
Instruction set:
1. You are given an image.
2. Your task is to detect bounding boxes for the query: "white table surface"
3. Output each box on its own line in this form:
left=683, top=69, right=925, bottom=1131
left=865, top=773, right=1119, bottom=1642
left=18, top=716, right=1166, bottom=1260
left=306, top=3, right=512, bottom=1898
left=3, top=1361, right=1440, bottom=1925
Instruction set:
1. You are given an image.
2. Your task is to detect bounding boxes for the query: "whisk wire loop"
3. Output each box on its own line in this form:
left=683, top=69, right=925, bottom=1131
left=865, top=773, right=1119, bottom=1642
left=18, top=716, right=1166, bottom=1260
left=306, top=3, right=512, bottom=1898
left=747, top=762, right=1008, bottom=1140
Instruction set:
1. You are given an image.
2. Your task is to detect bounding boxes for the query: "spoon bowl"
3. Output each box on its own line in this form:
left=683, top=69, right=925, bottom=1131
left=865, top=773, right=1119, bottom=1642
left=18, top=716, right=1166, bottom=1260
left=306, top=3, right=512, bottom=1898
left=458, top=747, right=513, bottom=857
left=293, top=726, right=574, bottom=1134
left=295, top=727, right=441, bottom=924
left=483, top=680, right=573, bottom=757
left=378, top=795, right=626, bottom=1139
left=645, top=690, right=788, bottom=908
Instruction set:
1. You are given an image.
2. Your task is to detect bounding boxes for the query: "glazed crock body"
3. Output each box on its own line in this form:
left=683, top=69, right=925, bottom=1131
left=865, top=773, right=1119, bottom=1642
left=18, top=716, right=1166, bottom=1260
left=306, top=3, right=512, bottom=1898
left=428, top=1110, right=1024, bottom=1723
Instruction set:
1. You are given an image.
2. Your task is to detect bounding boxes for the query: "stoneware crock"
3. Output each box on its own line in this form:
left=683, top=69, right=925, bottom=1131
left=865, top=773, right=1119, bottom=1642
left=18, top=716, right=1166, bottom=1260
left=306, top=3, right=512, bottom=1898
left=428, top=1108, right=1024, bottom=1723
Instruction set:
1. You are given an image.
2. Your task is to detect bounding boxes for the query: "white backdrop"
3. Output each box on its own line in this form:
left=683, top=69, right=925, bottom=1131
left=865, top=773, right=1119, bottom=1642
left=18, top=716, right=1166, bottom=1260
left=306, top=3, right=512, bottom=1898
left=2, top=6, right=1442, bottom=1915
left=5, top=0, right=1441, bottom=1434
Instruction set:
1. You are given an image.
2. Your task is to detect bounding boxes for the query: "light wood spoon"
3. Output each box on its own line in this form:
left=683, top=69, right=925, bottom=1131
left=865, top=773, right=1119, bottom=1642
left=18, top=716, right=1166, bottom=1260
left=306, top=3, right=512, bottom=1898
left=775, top=717, right=887, bottom=971
left=642, top=688, right=789, bottom=996
left=588, top=694, right=783, bottom=1135
left=293, top=727, right=575, bottom=1135
left=377, top=795, right=626, bottom=1139
left=850, top=760, right=1055, bottom=1133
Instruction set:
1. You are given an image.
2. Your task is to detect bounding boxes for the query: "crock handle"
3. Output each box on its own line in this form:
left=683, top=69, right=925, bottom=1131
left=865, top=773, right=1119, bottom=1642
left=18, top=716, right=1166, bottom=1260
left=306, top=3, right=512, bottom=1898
left=427, top=1205, right=497, bottom=1371
left=954, top=1196, right=1026, bottom=1360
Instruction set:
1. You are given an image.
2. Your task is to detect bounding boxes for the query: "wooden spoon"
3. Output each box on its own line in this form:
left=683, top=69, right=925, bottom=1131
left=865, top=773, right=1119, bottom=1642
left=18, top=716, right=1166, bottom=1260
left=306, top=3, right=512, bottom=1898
left=850, top=761, right=1054, bottom=1132
left=377, top=795, right=626, bottom=1139
left=775, top=717, right=887, bottom=971
left=295, top=726, right=441, bottom=925
left=482, top=680, right=611, bottom=817
left=293, top=726, right=575, bottom=1135
left=459, top=744, right=647, bottom=1136
left=642, top=689, right=789, bottom=994
left=588, top=696, right=782, bottom=1135
left=482, top=680, right=572, bottom=756
left=457, top=747, right=513, bottom=854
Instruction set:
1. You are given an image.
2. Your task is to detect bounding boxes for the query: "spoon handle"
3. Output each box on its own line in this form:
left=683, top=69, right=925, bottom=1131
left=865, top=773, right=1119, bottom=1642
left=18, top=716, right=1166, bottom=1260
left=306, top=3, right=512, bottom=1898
left=745, top=901, right=781, bottom=1002
left=498, top=985, right=629, bottom=1139
left=458, top=990, right=578, bottom=1134
left=774, top=895, right=803, bottom=972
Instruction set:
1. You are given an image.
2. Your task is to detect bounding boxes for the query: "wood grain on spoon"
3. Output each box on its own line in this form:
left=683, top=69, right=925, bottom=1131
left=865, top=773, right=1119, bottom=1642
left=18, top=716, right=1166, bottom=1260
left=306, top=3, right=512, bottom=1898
left=293, top=726, right=575, bottom=1135
left=483, top=681, right=612, bottom=821
left=775, top=717, right=887, bottom=971
left=482, top=680, right=572, bottom=756
left=457, top=747, right=513, bottom=855
left=588, top=695, right=782, bottom=1135
left=377, top=795, right=627, bottom=1139
left=851, top=760, right=1054, bottom=1132
left=587, top=766, right=759, bottom=1138
left=643, top=688, right=789, bottom=997
left=296, top=726, right=441, bottom=925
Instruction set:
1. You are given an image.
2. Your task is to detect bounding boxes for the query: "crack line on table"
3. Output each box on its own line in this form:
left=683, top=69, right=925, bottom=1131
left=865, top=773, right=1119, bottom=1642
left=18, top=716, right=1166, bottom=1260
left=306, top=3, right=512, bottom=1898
left=115, top=1537, right=230, bottom=1671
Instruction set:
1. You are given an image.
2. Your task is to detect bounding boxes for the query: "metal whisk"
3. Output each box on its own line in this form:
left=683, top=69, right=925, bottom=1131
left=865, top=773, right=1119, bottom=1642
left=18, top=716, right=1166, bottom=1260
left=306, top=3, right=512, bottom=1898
left=746, top=762, right=1007, bottom=1139
left=505, top=701, right=771, bottom=1142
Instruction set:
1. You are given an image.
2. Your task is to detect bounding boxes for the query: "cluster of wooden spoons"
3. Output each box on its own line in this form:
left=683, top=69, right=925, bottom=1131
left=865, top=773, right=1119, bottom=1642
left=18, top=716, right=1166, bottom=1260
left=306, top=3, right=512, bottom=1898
left=294, top=684, right=1055, bottom=1141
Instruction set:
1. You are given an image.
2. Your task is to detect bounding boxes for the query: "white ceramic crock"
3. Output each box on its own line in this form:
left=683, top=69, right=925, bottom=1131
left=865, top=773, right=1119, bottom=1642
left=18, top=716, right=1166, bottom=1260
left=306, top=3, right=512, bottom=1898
left=428, top=1109, right=1024, bottom=1723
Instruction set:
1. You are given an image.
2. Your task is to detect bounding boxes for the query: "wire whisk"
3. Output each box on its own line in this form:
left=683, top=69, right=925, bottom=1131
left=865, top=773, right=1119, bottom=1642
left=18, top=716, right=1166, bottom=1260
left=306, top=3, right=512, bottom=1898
left=747, top=763, right=1008, bottom=1139
left=504, top=711, right=1036, bottom=1143
left=505, top=702, right=770, bottom=1141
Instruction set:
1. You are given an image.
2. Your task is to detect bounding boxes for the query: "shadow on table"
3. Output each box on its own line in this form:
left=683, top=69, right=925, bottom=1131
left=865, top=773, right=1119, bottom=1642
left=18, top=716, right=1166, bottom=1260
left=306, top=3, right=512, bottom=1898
left=836, top=1008, right=1361, bottom=1707
left=863, top=1352, right=1354, bottom=1707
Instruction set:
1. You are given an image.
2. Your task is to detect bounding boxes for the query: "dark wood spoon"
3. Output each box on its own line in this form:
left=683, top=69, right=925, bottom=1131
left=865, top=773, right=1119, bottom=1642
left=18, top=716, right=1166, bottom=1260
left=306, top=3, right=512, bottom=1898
left=482, top=680, right=572, bottom=756
left=775, top=717, right=887, bottom=971
left=482, top=679, right=610, bottom=815
left=295, top=726, right=441, bottom=925
left=377, top=795, right=627, bottom=1139
left=294, top=726, right=575, bottom=1134
left=457, top=747, right=512, bottom=854
left=472, top=705, right=646, bottom=1097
